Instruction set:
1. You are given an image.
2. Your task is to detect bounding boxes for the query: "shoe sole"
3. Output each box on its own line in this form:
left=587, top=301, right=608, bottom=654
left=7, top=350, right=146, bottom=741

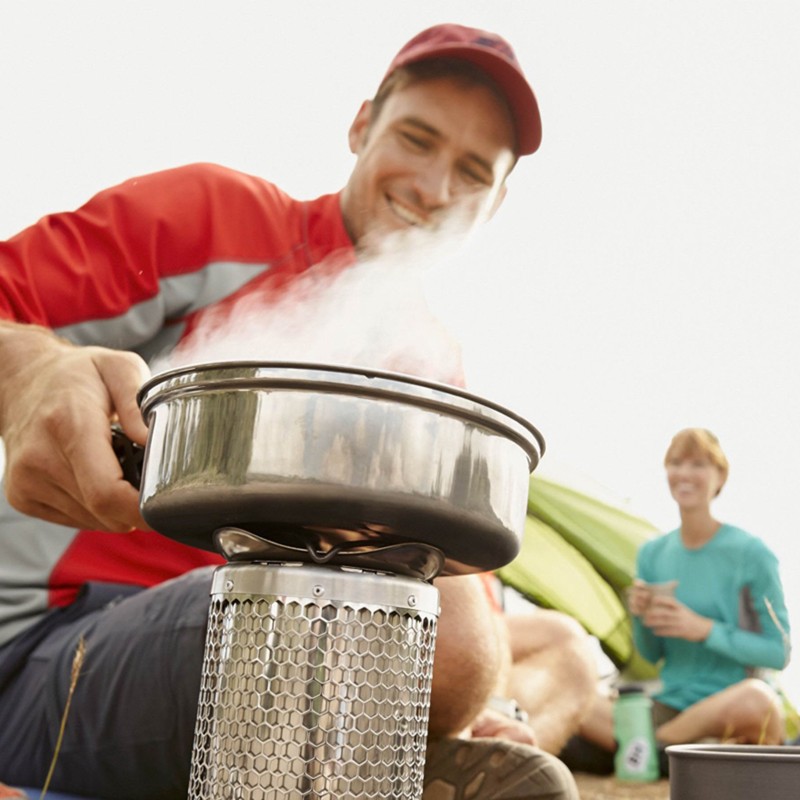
left=423, top=737, right=579, bottom=800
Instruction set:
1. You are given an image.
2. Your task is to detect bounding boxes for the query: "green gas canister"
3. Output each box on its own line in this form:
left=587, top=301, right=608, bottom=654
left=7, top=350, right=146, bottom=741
left=613, top=686, right=660, bottom=782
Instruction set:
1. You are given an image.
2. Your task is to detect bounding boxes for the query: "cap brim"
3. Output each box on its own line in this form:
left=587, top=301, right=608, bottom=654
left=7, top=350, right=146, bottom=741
left=394, top=43, right=542, bottom=155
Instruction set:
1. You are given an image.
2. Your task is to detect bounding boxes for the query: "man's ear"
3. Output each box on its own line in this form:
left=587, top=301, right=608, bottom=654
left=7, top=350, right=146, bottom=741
left=348, top=100, right=373, bottom=154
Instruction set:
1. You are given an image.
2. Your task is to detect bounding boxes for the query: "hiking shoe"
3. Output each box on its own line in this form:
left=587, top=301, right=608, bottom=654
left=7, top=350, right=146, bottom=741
left=423, top=737, right=579, bottom=800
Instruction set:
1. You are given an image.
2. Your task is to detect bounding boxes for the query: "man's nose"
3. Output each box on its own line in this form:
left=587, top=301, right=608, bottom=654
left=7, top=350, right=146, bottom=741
left=414, top=159, right=452, bottom=208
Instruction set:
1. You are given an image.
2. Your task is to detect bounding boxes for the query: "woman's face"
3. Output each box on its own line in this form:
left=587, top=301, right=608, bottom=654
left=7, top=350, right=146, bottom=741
left=665, top=453, right=723, bottom=511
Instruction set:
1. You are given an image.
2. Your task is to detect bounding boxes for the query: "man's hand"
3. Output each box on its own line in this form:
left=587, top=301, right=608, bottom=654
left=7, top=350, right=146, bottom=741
left=643, top=595, right=713, bottom=642
left=466, top=707, right=538, bottom=747
left=0, top=783, right=28, bottom=798
left=0, top=322, right=150, bottom=532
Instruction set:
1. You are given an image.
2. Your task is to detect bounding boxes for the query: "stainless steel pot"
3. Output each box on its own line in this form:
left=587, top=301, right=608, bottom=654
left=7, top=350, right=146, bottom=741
left=136, top=361, right=544, bottom=575
left=667, top=744, right=800, bottom=800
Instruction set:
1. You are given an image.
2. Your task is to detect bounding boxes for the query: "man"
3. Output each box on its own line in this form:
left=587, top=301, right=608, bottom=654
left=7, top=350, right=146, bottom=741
left=0, top=24, right=578, bottom=799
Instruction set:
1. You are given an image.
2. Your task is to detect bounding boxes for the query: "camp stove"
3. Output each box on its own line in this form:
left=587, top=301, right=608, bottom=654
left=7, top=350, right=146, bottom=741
left=128, top=362, right=545, bottom=800
left=187, top=530, right=443, bottom=800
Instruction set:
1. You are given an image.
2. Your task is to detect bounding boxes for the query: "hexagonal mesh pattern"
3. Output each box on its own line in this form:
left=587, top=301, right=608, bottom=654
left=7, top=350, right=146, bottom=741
left=188, top=565, right=438, bottom=799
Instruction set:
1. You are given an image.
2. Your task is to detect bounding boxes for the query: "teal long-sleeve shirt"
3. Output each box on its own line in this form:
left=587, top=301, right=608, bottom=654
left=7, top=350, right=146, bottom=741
left=633, top=523, right=791, bottom=710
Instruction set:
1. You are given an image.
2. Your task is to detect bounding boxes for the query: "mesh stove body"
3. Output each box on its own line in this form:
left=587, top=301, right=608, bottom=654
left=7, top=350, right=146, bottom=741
left=188, top=535, right=442, bottom=800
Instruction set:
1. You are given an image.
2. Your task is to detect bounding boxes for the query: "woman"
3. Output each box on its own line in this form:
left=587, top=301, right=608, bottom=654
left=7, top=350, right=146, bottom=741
left=564, top=428, right=791, bottom=770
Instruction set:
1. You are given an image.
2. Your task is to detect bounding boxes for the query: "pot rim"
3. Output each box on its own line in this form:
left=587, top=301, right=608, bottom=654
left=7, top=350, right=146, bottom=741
left=666, top=743, right=800, bottom=762
left=139, top=360, right=545, bottom=468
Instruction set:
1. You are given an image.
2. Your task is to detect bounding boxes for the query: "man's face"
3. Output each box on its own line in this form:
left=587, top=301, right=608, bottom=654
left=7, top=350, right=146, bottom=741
left=341, top=75, right=516, bottom=252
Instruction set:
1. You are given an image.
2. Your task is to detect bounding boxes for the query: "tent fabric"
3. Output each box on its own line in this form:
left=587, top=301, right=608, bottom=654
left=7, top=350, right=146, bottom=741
left=497, top=475, right=660, bottom=673
left=497, top=515, right=634, bottom=665
left=526, top=475, right=658, bottom=591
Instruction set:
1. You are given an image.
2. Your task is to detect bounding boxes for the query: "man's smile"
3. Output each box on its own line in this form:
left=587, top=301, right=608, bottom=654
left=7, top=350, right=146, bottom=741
left=385, top=193, right=433, bottom=228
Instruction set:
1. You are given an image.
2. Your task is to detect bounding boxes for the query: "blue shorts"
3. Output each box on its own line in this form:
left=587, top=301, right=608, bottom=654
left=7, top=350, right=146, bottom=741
left=0, top=568, right=215, bottom=799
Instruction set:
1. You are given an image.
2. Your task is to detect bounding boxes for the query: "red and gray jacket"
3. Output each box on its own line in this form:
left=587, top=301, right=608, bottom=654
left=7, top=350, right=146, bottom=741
left=0, top=162, right=355, bottom=646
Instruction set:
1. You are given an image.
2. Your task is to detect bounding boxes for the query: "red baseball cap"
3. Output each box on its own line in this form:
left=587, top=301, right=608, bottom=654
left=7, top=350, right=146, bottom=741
left=383, top=23, right=542, bottom=155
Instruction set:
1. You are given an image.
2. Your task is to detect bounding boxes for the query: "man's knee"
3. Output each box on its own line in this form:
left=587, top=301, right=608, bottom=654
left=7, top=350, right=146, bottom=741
left=508, top=609, right=589, bottom=654
left=428, top=575, right=507, bottom=736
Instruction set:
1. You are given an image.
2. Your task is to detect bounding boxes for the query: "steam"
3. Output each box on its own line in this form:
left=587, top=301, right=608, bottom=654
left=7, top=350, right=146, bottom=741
left=154, top=218, right=477, bottom=384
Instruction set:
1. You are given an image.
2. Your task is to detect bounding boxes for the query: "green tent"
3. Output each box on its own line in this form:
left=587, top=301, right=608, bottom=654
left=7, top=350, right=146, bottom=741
left=496, top=474, right=659, bottom=677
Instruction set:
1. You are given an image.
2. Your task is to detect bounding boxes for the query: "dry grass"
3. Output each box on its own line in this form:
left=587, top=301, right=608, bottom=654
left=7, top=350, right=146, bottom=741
left=574, top=772, right=670, bottom=800
left=38, top=636, right=86, bottom=800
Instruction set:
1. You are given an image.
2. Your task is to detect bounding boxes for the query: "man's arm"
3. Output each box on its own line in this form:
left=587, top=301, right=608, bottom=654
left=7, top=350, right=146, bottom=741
left=0, top=169, right=179, bottom=532
left=0, top=163, right=287, bottom=531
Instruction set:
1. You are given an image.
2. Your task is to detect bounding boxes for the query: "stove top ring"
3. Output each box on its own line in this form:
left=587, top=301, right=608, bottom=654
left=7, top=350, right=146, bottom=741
left=213, top=526, right=445, bottom=581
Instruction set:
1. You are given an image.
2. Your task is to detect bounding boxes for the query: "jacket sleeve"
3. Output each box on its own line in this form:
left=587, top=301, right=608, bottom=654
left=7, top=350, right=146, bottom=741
left=703, top=538, right=791, bottom=670
left=0, top=163, right=282, bottom=344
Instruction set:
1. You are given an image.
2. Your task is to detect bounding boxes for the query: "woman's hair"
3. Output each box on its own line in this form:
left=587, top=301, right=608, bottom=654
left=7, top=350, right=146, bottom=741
left=664, top=428, right=729, bottom=495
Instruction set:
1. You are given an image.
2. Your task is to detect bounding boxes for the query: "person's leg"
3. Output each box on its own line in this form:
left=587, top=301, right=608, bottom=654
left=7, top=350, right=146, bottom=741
left=502, top=610, right=598, bottom=754
left=425, top=578, right=580, bottom=799
left=2, top=568, right=578, bottom=800
left=427, top=575, right=509, bottom=738
left=574, top=693, right=682, bottom=751
left=574, top=691, right=616, bottom=751
left=656, top=678, right=785, bottom=745
left=559, top=692, right=680, bottom=776
left=0, top=567, right=215, bottom=800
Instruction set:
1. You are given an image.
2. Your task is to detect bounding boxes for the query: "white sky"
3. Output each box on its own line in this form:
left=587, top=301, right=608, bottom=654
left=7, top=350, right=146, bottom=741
left=2, top=2, right=799, bottom=696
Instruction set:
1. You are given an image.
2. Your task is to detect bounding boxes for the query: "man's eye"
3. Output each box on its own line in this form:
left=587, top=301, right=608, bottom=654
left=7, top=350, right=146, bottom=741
left=400, top=131, right=430, bottom=150
left=459, top=164, right=491, bottom=186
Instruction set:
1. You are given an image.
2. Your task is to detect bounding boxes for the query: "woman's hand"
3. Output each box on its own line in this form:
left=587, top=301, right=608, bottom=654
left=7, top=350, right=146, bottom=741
left=0, top=322, right=151, bottom=532
left=626, top=579, right=653, bottom=617
left=643, top=595, right=714, bottom=642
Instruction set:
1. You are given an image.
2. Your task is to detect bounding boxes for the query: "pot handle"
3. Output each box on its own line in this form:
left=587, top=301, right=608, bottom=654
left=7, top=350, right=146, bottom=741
left=111, top=424, right=145, bottom=490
